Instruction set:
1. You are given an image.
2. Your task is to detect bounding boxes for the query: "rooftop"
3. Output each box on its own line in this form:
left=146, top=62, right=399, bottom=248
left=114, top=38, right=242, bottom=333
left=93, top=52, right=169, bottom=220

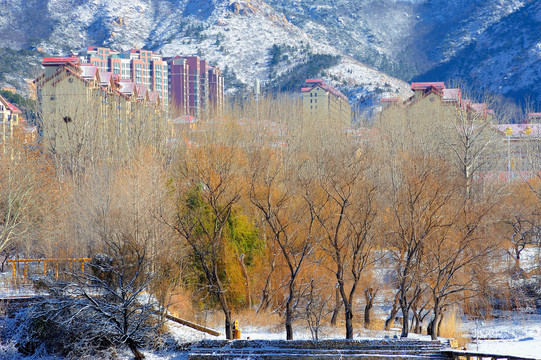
left=411, top=82, right=446, bottom=91
left=42, top=56, right=79, bottom=66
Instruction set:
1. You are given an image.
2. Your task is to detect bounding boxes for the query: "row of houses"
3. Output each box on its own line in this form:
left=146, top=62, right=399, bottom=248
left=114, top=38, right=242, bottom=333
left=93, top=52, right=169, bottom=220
left=379, top=82, right=541, bottom=182
left=35, top=60, right=166, bottom=162
left=381, top=82, right=495, bottom=120
left=43, top=46, right=225, bottom=120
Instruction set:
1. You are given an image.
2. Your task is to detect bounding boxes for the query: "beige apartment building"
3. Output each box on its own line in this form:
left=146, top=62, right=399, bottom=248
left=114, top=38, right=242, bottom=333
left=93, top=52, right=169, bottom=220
left=35, top=59, right=165, bottom=166
left=301, top=79, right=351, bottom=126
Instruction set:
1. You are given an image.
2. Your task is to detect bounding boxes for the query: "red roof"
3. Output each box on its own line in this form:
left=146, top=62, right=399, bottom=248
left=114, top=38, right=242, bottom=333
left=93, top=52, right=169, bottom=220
left=527, top=113, right=541, bottom=120
left=118, top=80, right=136, bottom=95
left=303, top=79, right=348, bottom=102
left=99, top=72, right=113, bottom=86
left=148, top=91, right=160, bottom=103
left=7, top=103, right=20, bottom=113
left=42, top=56, right=79, bottom=66
left=411, top=82, right=446, bottom=91
left=79, top=64, right=98, bottom=79
left=137, top=85, right=148, bottom=99
left=471, top=103, right=487, bottom=114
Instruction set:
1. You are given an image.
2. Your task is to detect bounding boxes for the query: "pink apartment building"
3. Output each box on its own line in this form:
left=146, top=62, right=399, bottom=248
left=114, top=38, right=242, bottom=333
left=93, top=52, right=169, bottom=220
left=71, top=47, right=224, bottom=119
left=166, top=55, right=224, bottom=119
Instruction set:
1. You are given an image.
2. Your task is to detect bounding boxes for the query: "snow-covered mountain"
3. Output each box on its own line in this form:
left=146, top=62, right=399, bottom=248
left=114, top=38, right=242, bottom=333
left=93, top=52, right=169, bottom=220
left=414, top=0, right=541, bottom=105
left=266, top=0, right=541, bottom=104
left=0, top=0, right=412, bottom=104
left=0, top=0, right=540, bottom=105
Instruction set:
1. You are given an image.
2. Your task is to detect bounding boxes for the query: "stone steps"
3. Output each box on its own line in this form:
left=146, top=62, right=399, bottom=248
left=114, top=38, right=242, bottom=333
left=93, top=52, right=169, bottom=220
left=187, top=339, right=451, bottom=360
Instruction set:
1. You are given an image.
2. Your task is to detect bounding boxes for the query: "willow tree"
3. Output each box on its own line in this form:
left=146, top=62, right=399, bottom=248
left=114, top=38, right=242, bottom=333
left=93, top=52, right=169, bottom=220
left=300, top=131, right=379, bottom=339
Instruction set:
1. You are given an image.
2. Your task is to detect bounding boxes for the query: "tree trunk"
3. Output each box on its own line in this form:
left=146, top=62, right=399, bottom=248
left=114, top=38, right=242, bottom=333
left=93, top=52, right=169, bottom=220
left=236, top=253, right=251, bottom=309
left=257, top=256, right=275, bottom=314
left=285, top=280, right=295, bottom=340
left=285, top=303, right=293, bottom=340
left=127, top=339, right=144, bottom=360
left=400, top=302, right=409, bottom=338
left=344, top=301, right=354, bottom=339
left=330, top=286, right=341, bottom=325
left=414, top=312, right=422, bottom=334
left=430, top=300, right=440, bottom=340
left=224, top=311, right=233, bottom=340
left=437, top=311, right=444, bottom=337
left=364, top=288, right=377, bottom=329
left=384, top=291, right=400, bottom=331
left=216, top=271, right=234, bottom=339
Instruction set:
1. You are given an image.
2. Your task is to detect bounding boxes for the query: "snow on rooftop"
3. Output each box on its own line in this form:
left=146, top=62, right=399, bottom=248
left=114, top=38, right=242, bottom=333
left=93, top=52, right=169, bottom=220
left=443, top=88, right=461, bottom=101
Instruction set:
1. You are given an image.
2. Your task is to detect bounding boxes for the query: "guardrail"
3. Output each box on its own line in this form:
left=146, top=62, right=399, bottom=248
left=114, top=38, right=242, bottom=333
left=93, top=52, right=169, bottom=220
left=7, top=258, right=91, bottom=285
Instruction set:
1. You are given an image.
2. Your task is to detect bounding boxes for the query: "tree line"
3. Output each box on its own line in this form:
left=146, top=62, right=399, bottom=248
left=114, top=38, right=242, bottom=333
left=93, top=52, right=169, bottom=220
left=1, top=92, right=540, bottom=358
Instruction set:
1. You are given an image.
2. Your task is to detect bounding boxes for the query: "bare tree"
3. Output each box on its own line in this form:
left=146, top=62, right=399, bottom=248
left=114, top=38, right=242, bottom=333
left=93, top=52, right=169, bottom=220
left=302, top=136, right=379, bottom=339
left=0, top=134, right=55, bottom=257
left=248, top=147, right=317, bottom=340
left=304, top=279, right=332, bottom=341
left=424, top=195, right=498, bottom=339
left=385, top=154, right=455, bottom=338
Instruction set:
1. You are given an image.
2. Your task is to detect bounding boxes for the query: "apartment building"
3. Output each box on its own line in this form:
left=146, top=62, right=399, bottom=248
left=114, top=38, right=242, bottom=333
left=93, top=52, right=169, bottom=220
left=380, top=82, right=495, bottom=123
left=166, top=55, right=224, bottom=120
left=75, top=47, right=169, bottom=107
left=35, top=58, right=165, bottom=162
left=208, top=66, right=224, bottom=116
left=0, top=95, right=37, bottom=153
left=72, top=47, right=224, bottom=120
left=301, top=79, right=351, bottom=126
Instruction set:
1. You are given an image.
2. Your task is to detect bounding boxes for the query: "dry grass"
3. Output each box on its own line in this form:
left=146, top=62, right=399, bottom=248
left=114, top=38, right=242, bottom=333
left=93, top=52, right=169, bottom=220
left=168, top=291, right=197, bottom=322
left=439, top=308, right=469, bottom=348
left=233, top=309, right=283, bottom=328
left=182, top=308, right=284, bottom=333
left=364, top=318, right=386, bottom=331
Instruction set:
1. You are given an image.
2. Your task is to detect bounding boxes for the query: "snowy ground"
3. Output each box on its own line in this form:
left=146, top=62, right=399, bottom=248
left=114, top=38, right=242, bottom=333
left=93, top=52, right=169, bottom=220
left=137, top=310, right=541, bottom=360
left=463, top=312, right=541, bottom=359
left=1, top=249, right=540, bottom=359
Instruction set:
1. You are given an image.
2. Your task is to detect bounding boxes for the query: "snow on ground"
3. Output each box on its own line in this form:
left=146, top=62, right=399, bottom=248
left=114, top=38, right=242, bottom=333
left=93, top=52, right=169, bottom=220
left=463, top=312, right=541, bottom=359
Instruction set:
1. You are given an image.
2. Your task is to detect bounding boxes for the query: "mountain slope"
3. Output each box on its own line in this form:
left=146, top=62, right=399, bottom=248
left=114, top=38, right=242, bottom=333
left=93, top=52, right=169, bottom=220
left=415, top=0, right=541, bottom=103
left=1, top=0, right=539, bottom=105
left=0, top=0, right=412, bottom=103
left=265, top=0, right=540, bottom=103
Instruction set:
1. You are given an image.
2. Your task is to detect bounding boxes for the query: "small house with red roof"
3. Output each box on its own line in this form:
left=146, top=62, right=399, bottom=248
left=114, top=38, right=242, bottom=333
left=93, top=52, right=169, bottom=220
left=381, top=81, right=495, bottom=124
left=525, top=113, right=541, bottom=123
